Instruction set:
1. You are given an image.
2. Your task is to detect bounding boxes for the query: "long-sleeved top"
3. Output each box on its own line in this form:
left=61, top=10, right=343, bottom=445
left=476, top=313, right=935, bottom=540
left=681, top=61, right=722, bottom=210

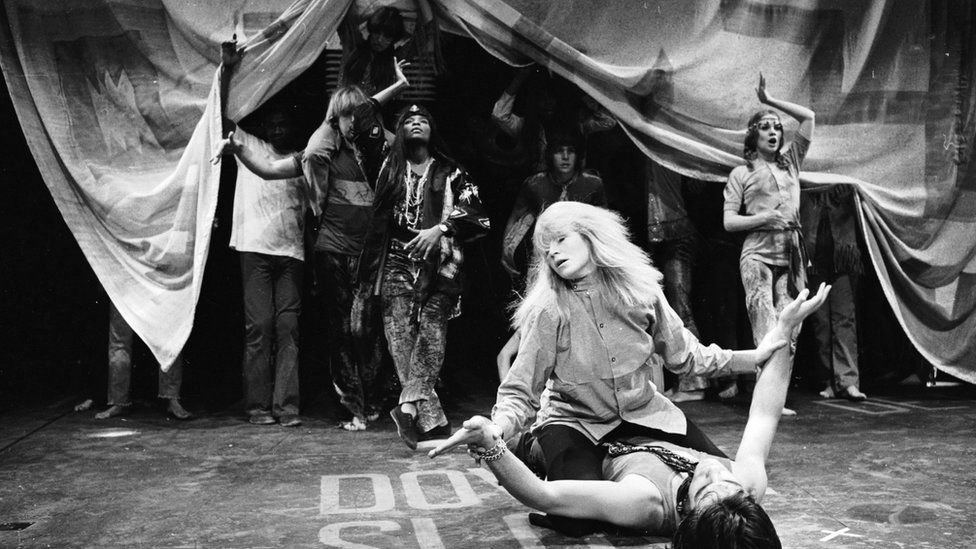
left=356, top=156, right=490, bottom=300
left=299, top=99, right=390, bottom=255
left=299, top=123, right=374, bottom=255
left=492, top=275, right=733, bottom=443
left=501, top=170, right=606, bottom=273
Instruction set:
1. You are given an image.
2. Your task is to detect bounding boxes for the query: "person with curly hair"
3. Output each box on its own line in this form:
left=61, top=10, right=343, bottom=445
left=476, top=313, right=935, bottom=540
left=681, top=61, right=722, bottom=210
left=723, top=74, right=815, bottom=415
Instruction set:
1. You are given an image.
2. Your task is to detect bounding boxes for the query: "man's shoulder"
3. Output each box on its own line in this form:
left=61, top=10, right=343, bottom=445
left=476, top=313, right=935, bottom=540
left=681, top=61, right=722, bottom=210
left=305, top=122, right=340, bottom=153
left=577, top=170, right=604, bottom=187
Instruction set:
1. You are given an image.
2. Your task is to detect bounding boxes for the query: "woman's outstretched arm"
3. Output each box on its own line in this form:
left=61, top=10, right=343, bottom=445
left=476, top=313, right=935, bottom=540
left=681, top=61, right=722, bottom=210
left=428, top=416, right=656, bottom=528
left=732, top=284, right=830, bottom=500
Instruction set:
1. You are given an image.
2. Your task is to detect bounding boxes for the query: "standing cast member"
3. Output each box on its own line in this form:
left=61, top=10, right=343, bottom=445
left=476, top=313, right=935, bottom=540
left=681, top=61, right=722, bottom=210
left=229, top=108, right=308, bottom=426
left=800, top=184, right=867, bottom=401
left=357, top=104, right=490, bottom=449
left=500, top=130, right=606, bottom=281
left=94, top=302, right=192, bottom=420
left=723, top=74, right=815, bottom=416
left=217, top=64, right=409, bottom=431
left=496, top=129, right=606, bottom=381
left=644, top=161, right=708, bottom=403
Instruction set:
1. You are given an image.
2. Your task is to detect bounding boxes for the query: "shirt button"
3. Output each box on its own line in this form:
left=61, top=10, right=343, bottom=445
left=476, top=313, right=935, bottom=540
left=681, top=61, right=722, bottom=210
left=611, top=357, right=616, bottom=362
left=599, top=323, right=605, bottom=328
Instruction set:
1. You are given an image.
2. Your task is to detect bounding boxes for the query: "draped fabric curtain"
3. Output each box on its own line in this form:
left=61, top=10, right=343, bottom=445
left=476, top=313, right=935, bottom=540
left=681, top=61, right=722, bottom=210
left=0, top=0, right=352, bottom=369
left=1, top=0, right=973, bottom=381
left=432, top=0, right=976, bottom=382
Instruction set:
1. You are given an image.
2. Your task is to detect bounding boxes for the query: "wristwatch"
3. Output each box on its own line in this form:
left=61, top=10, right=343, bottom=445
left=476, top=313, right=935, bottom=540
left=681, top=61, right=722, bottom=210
left=437, top=222, right=451, bottom=235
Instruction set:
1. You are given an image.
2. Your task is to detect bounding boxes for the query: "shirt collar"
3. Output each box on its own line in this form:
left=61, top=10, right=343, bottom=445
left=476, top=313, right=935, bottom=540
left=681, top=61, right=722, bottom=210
left=568, top=273, right=598, bottom=292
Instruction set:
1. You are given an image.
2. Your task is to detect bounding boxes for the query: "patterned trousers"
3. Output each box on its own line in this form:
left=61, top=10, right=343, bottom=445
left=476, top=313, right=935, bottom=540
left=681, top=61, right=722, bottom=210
left=315, top=251, right=384, bottom=421
left=380, top=246, right=455, bottom=433
left=740, top=257, right=802, bottom=354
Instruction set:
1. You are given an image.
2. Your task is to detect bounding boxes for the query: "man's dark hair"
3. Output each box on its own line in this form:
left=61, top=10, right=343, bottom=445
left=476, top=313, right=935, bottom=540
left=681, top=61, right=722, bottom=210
left=366, top=6, right=405, bottom=42
left=342, top=7, right=405, bottom=92
left=671, top=492, right=781, bottom=549
left=544, top=127, right=583, bottom=173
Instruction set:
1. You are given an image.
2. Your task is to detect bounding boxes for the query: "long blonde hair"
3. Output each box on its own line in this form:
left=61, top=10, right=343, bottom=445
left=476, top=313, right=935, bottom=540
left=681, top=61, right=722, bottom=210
left=512, top=201, right=662, bottom=330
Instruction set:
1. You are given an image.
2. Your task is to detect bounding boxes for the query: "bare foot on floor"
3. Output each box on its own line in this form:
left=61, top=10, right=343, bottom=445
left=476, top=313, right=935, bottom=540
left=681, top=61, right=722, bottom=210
left=166, top=399, right=192, bottom=420
left=339, top=416, right=367, bottom=431
left=74, top=399, right=94, bottom=412
left=717, top=382, right=739, bottom=400
left=95, top=405, right=128, bottom=419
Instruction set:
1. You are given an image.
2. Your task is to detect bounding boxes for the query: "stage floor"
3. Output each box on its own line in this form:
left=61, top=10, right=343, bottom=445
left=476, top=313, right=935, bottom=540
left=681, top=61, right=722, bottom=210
left=1, top=383, right=974, bottom=548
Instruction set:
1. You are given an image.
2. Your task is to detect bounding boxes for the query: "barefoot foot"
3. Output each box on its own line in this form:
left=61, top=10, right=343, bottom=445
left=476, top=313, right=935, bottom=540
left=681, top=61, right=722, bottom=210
left=95, top=404, right=129, bottom=419
left=166, top=399, right=192, bottom=420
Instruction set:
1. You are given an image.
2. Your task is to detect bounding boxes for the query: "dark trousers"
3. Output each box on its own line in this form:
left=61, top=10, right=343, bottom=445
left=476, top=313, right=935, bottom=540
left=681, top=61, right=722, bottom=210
left=532, top=420, right=725, bottom=536
left=808, top=272, right=860, bottom=391
left=649, top=236, right=708, bottom=392
left=315, top=251, right=384, bottom=420
left=241, top=252, right=302, bottom=417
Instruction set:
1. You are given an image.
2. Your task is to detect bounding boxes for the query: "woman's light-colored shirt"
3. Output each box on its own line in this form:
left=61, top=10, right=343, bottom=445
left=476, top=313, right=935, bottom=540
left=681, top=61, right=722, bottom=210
left=492, top=276, right=733, bottom=442
left=723, top=134, right=810, bottom=266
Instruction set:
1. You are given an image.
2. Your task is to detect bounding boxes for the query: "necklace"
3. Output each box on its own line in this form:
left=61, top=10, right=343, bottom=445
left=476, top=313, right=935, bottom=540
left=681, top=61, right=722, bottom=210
left=402, top=158, right=435, bottom=228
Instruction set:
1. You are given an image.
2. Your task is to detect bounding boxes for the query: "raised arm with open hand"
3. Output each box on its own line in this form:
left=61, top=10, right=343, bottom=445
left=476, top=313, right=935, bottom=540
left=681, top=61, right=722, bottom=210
left=733, top=283, right=831, bottom=501
left=371, top=57, right=410, bottom=106
left=755, top=72, right=815, bottom=139
left=777, top=283, right=830, bottom=331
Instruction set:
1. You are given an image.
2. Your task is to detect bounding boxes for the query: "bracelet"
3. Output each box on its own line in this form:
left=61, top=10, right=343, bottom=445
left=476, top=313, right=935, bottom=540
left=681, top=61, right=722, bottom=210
left=472, top=440, right=507, bottom=465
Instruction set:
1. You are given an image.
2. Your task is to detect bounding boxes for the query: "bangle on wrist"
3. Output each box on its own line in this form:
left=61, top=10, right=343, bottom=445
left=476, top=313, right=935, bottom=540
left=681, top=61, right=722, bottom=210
left=471, top=440, right=507, bottom=465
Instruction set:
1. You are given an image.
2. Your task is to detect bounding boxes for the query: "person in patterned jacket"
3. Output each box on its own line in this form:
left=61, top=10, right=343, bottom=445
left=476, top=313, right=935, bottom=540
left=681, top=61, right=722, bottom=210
left=357, top=104, right=490, bottom=449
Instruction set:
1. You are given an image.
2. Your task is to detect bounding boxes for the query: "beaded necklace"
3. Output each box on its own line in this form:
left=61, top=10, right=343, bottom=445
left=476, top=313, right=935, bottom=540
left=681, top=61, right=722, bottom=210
left=604, top=441, right=697, bottom=517
left=401, top=157, right=434, bottom=229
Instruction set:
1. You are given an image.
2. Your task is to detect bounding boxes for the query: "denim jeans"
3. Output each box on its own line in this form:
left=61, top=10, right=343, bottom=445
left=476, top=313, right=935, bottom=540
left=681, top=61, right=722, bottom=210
left=241, top=252, right=302, bottom=417
left=107, top=303, right=182, bottom=405
left=808, top=272, right=860, bottom=390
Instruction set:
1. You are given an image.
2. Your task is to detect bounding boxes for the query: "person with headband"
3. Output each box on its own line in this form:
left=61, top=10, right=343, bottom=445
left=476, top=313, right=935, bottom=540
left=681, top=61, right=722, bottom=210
left=723, top=73, right=816, bottom=416
left=356, top=104, right=490, bottom=449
